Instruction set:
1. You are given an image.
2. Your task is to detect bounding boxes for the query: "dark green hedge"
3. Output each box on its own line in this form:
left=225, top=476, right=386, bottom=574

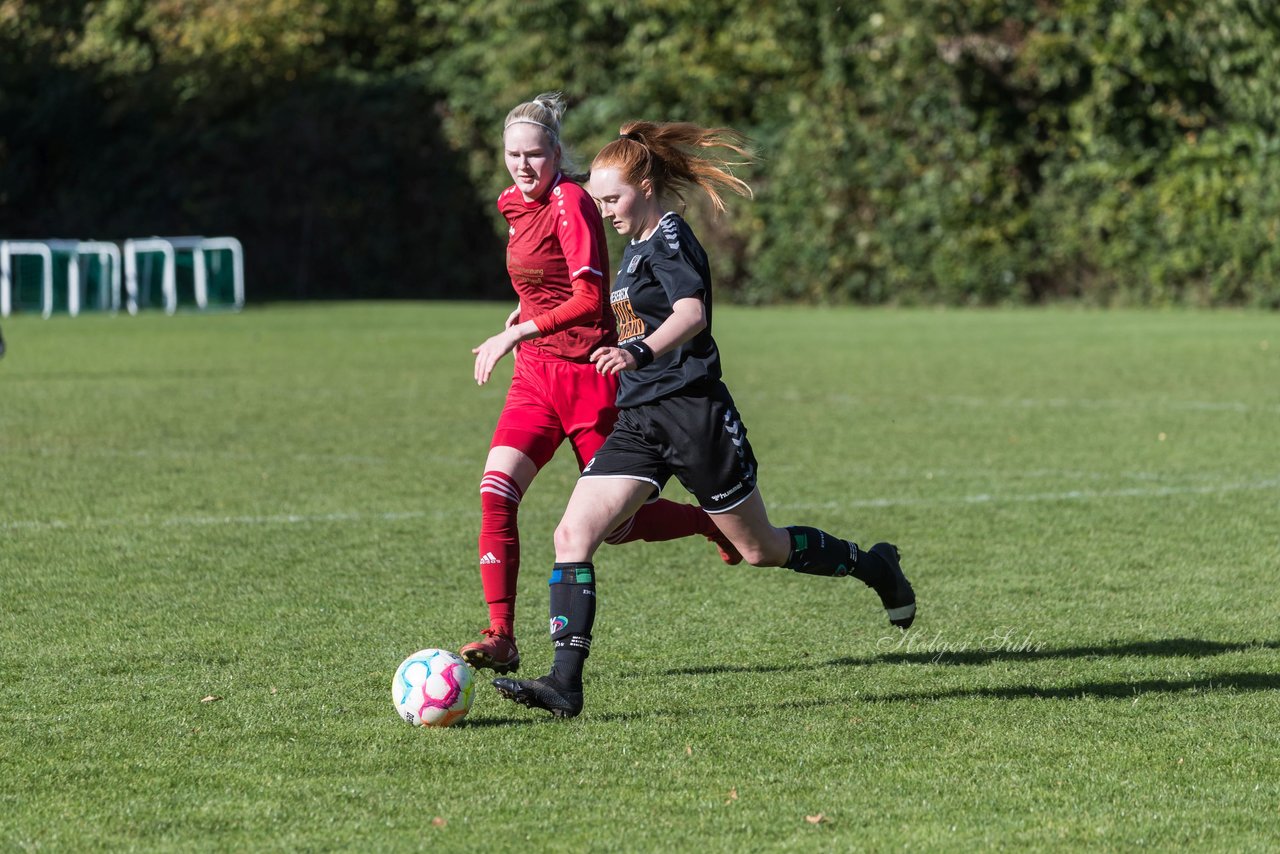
left=2, top=0, right=1277, bottom=305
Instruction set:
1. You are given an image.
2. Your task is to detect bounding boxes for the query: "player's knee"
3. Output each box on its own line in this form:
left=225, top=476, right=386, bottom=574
left=736, top=537, right=788, bottom=568
left=480, top=471, right=523, bottom=513
left=738, top=543, right=774, bottom=567
left=553, top=519, right=596, bottom=560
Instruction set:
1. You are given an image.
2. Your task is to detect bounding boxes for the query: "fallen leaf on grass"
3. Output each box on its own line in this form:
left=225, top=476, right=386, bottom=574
left=431, top=817, right=446, bottom=828
left=725, top=788, right=738, bottom=805
left=200, top=696, right=222, bottom=703
left=805, top=814, right=828, bottom=825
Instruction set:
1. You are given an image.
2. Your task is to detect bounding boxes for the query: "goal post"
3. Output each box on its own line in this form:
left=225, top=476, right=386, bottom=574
left=1, top=241, right=55, bottom=318
left=200, top=237, right=246, bottom=310
left=3, top=237, right=244, bottom=317
left=75, top=241, right=124, bottom=315
left=123, top=236, right=245, bottom=315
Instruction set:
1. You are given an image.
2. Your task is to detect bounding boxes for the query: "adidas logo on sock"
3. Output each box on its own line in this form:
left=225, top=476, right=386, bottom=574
left=480, top=552, right=501, bottom=565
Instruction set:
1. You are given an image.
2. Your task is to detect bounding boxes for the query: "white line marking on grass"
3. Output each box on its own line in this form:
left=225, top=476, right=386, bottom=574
left=769, top=464, right=1208, bottom=483
left=927, top=395, right=1280, bottom=414
left=0, top=447, right=464, bottom=466
left=1, top=510, right=437, bottom=532
left=778, top=477, right=1280, bottom=511
left=6, top=478, right=1278, bottom=532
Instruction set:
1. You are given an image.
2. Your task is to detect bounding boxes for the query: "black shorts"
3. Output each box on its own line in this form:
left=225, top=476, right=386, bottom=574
left=581, top=382, right=759, bottom=513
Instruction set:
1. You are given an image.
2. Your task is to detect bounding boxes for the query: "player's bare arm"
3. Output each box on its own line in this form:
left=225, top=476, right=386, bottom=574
left=589, top=297, right=705, bottom=375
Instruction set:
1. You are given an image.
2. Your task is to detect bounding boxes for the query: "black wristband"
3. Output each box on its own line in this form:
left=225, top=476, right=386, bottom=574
left=622, top=340, right=654, bottom=369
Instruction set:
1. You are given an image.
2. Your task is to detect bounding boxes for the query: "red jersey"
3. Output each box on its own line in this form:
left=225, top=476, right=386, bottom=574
left=497, top=174, right=616, bottom=361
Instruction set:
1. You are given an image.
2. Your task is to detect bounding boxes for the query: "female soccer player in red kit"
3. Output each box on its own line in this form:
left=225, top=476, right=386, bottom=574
left=460, top=94, right=737, bottom=674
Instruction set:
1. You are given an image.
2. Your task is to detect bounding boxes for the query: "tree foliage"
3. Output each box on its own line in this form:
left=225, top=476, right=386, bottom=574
left=2, top=0, right=1277, bottom=305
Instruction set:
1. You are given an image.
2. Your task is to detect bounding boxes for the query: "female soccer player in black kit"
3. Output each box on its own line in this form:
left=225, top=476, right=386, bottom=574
left=494, top=121, right=916, bottom=718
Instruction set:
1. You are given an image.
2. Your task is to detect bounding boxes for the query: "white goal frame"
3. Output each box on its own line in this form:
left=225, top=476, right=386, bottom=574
left=1, top=240, right=124, bottom=317
left=1, top=241, right=55, bottom=318
left=3, top=236, right=243, bottom=317
left=123, top=236, right=245, bottom=315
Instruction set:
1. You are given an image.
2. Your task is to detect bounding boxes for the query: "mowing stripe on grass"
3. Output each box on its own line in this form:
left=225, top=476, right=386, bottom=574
left=0, top=510, right=435, bottom=531
left=927, top=395, right=1280, bottom=414
left=783, top=476, right=1280, bottom=511
left=0, top=447, right=469, bottom=466
left=5, top=475, right=1277, bottom=531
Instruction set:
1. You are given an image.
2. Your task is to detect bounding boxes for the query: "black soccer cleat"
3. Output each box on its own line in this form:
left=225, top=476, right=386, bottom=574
left=492, top=675, right=583, bottom=719
left=868, top=542, right=916, bottom=629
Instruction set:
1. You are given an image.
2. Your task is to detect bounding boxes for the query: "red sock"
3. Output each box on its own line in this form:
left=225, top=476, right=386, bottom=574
left=478, top=471, right=523, bottom=637
left=605, top=498, right=715, bottom=545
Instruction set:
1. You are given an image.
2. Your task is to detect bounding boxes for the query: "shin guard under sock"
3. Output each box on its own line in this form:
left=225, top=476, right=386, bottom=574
left=479, top=471, right=523, bottom=636
left=784, top=526, right=858, bottom=578
left=548, top=562, right=596, bottom=690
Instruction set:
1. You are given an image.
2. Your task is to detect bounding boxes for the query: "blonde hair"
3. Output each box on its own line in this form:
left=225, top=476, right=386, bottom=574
left=504, top=92, right=566, bottom=147
left=503, top=92, right=585, bottom=180
left=592, top=122, right=754, bottom=214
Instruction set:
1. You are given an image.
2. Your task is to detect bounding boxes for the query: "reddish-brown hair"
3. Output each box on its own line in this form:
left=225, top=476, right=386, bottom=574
left=592, top=122, right=754, bottom=214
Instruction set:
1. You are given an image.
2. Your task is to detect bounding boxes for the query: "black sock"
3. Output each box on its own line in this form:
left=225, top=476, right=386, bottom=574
left=784, top=526, right=862, bottom=578
left=548, top=562, right=596, bottom=691
left=848, top=543, right=891, bottom=587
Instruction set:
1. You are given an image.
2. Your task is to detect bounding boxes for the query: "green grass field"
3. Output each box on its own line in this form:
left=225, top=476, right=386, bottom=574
left=2, top=303, right=1278, bottom=851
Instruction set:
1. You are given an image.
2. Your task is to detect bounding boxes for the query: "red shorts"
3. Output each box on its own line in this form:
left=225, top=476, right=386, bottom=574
left=490, top=347, right=619, bottom=471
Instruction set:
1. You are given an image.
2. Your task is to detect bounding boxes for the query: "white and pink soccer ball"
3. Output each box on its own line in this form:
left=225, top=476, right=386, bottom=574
left=392, top=648, right=475, bottom=727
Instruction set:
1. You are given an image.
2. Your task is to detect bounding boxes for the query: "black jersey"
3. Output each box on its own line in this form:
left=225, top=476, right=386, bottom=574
left=610, top=212, right=722, bottom=407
